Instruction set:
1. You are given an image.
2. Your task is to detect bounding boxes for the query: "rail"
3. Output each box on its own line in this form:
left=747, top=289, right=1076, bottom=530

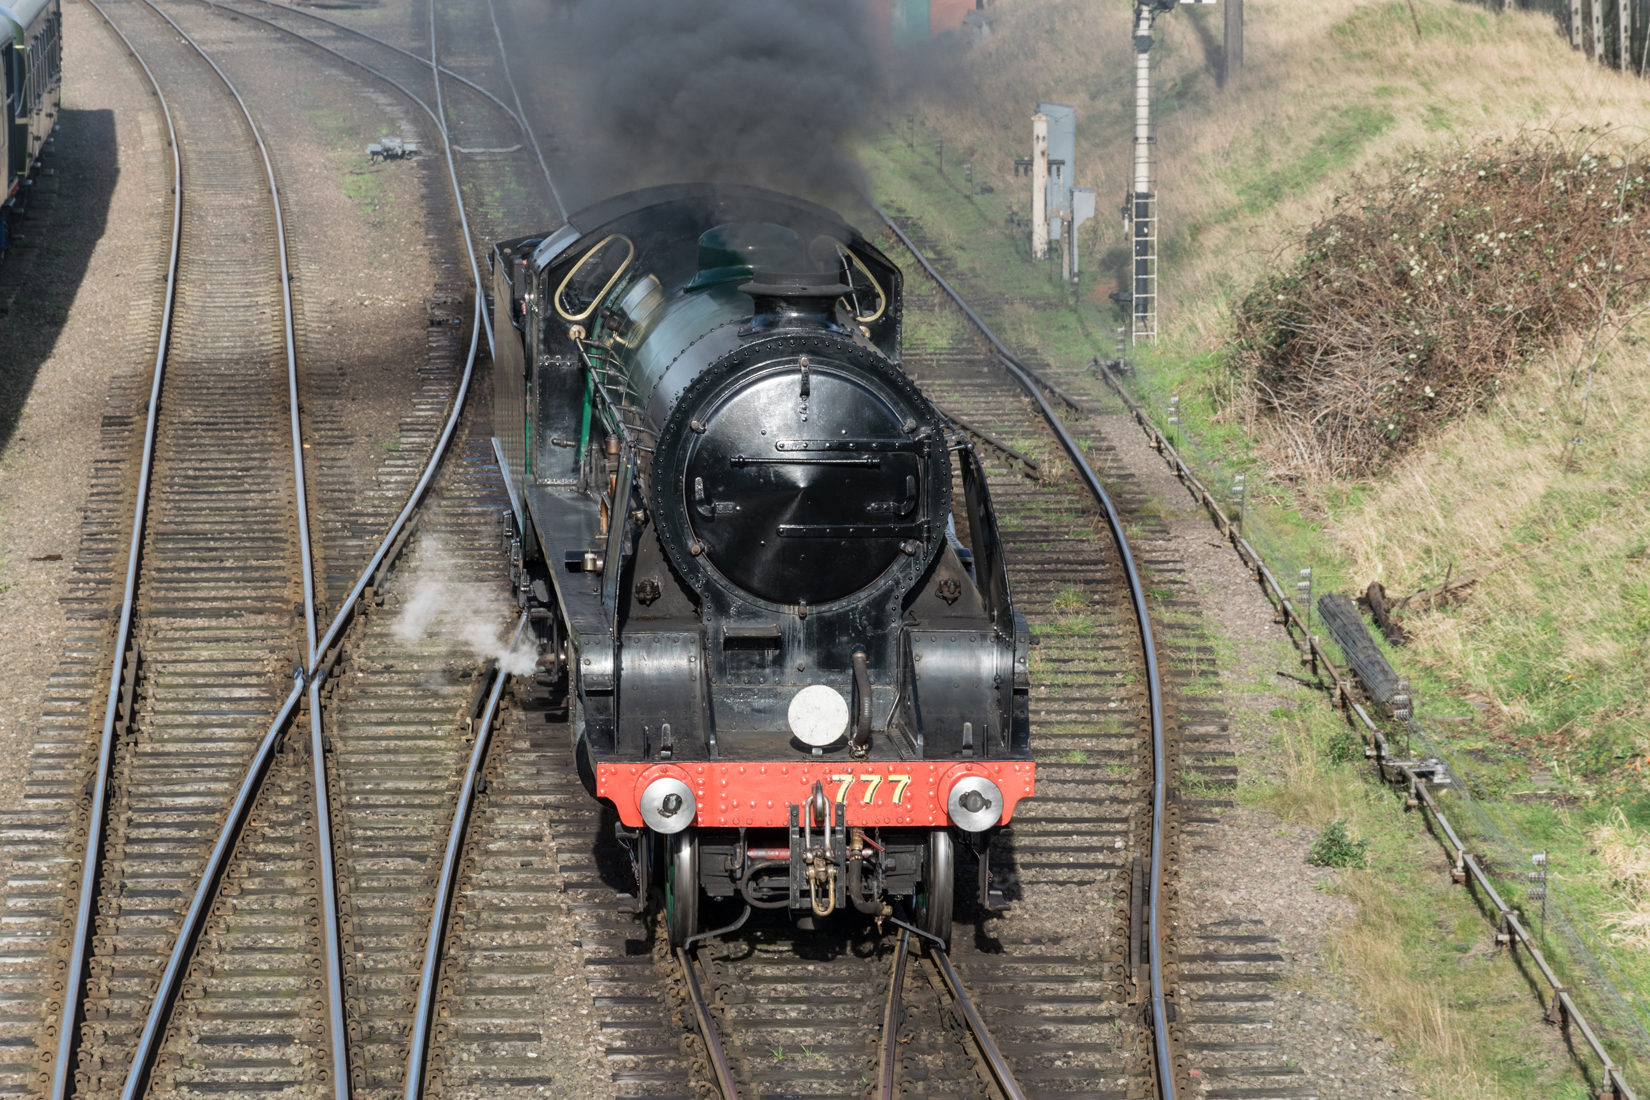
left=403, top=617, right=527, bottom=1099
left=211, top=0, right=567, bottom=344
left=876, top=929, right=910, bottom=1099
left=874, top=208, right=1177, bottom=1100
left=678, top=947, right=741, bottom=1100
left=681, top=914, right=1030, bottom=1100
left=876, top=917, right=1028, bottom=1100
left=194, top=0, right=493, bottom=360
left=52, top=1, right=500, bottom=1094
left=1094, top=360, right=1640, bottom=1100
left=83, top=3, right=334, bottom=1095
left=479, top=0, right=566, bottom=223
left=931, top=946, right=1028, bottom=1100
left=225, top=0, right=531, bottom=153
left=48, top=1, right=181, bottom=1093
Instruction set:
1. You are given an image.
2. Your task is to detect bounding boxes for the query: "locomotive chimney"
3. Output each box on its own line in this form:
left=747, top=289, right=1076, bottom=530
left=739, top=271, right=851, bottom=332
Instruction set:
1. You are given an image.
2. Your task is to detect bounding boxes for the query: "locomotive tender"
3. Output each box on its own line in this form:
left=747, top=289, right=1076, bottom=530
left=490, top=185, right=1034, bottom=944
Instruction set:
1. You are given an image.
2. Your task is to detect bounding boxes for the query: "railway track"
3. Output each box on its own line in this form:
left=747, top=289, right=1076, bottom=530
left=188, top=0, right=566, bottom=248
left=0, top=0, right=513, bottom=1095
left=0, top=4, right=1290, bottom=1098
left=39, top=1, right=330, bottom=1094
left=879, top=210, right=1321, bottom=1100
left=885, top=237, right=1179, bottom=1100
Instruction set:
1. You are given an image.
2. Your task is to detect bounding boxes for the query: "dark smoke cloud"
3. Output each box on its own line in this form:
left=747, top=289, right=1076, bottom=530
left=554, top=0, right=881, bottom=206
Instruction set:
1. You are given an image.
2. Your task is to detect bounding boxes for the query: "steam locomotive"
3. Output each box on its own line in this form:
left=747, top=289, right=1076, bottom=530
left=490, top=185, right=1034, bottom=945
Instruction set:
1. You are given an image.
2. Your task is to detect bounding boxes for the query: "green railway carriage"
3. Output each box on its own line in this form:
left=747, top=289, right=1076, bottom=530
left=0, top=0, right=61, bottom=250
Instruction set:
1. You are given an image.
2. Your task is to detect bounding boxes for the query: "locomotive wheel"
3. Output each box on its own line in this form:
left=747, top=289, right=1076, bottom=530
left=665, top=828, right=700, bottom=948
left=915, top=829, right=954, bottom=945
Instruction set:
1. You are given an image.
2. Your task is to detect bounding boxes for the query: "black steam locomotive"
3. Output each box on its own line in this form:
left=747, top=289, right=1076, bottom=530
left=490, top=185, right=1034, bottom=945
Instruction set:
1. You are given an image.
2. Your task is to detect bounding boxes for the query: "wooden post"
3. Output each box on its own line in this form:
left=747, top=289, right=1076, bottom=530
left=1223, top=0, right=1243, bottom=83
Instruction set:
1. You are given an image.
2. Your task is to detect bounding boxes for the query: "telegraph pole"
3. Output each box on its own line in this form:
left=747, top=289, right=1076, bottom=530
left=1127, top=1, right=1161, bottom=344
left=1123, top=0, right=1217, bottom=345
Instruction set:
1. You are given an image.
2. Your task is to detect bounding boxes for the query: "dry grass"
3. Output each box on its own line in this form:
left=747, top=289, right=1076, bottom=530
left=1334, top=322, right=1650, bottom=747
left=1587, top=808, right=1650, bottom=948
left=1153, top=0, right=1650, bottom=338
left=1332, top=871, right=1511, bottom=1100
left=894, top=0, right=1650, bottom=342
left=1255, top=710, right=1365, bottom=825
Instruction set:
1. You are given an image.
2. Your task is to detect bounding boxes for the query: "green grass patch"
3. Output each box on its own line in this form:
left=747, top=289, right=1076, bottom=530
left=343, top=160, right=392, bottom=217
left=1232, top=105, right=1394, bottom=214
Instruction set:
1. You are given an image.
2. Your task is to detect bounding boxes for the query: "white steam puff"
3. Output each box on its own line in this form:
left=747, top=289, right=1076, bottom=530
left=392, top=538, right=538, bottom=676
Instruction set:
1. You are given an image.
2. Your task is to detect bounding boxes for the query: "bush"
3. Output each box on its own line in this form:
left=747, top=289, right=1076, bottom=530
left=1232, top=136, right=1650, bottom=478
left=1308, top=819, right=1370, bottom=868
left=1327, top=726, right=1366, bottom=766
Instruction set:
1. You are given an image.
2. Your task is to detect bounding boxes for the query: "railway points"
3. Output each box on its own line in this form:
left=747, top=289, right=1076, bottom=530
left=0, top=0, right=508, bottom=1095
left=0, top=3, right=1334, bottom=1100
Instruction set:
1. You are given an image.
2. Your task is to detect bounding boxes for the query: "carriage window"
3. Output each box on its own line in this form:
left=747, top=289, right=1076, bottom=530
left=554, top=235, right=634, bottom=323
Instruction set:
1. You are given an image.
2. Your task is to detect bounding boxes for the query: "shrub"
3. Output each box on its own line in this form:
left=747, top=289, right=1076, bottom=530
left=1308, top=819, right=1370, bottom=868
left=1232, top=136, right=1650, bottom=478
left=1327, top=726, right=1366, bottom=766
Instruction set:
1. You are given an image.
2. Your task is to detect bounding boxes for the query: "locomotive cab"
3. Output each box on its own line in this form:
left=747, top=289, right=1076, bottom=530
left=489, top=185, right=1034, bottom=945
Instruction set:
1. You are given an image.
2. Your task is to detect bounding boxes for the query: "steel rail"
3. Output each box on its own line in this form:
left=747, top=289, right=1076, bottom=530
left=92, top=3, right=340, bottom=1097
left=403, top=615, right=527, bottom=1099
left=876, top=929, right=910, bottom=1100
left=932, top=947, right=1028, bottom=1100
left=875, top=208, right=1177, bottom=1100
left=480, top=0, right=566, bottom=223
left=61, top=2, right=497, bottom=1097
left=195, top=0, right=498, bottom=653
left=676, top=946, right=742, bottom=1100
left=194, top=0, right=493, bottom=361
left=426, top=0, right=494, bottom=358
left=48, top=3, right=183, bottom=1094
left=232, top=0, right=527, bottom=136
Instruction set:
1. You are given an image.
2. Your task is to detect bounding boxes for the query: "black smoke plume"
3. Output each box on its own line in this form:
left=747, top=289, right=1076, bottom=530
left=554, top=0, right=880, bottom=206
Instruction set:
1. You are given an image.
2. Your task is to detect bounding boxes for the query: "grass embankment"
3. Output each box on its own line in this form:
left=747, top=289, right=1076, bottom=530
left=1254, top=687, right=1595, bottom=1099
left=861, top=0, right=1650, bottom=1093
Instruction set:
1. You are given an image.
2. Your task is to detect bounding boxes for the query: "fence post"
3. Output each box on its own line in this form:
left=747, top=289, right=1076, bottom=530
left=1297, top=568, right=1313, bottom=636
left=1529, top=852, right=1548, bottom=944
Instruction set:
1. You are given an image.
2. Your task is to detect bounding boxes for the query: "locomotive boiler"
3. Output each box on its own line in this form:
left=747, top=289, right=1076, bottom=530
left=490, top=184, right=1034, bottom=945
